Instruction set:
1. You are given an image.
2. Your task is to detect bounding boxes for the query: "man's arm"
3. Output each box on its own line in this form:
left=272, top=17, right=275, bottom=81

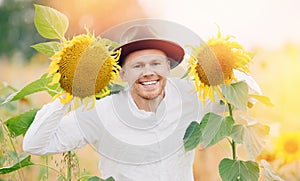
left=23, top=99, right=87, bottom=155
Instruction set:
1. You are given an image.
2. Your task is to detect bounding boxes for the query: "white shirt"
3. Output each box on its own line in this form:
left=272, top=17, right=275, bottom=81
left=23, top=78, right=222, bottom=181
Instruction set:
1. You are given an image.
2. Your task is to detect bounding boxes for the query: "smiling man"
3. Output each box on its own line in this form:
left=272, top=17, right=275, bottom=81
left=23, top=20, right=224, bottom=181
left=120, top=49, right=170, bottom=112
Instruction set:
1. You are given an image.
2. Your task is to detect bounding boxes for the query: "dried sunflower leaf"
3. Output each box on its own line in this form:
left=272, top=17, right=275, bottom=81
left=231, top=123, right=270, bottom=159
left=249, top=94, right=274, bottom=107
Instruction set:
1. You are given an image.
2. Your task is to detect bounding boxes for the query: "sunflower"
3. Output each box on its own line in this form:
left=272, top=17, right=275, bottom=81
left=256, top=149, right=276, bottom=163
left=49, top=33, right=121, bottom=110
left=187, top=28, right=252, bottom=103
left=274, top=131, right=300, bottom=163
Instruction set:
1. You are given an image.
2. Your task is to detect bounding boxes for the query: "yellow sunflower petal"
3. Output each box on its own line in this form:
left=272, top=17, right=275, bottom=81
left=59, top=92, right=73, bottom=104
left=52, top=91, right=64, bottom=102
left=49, top=64, right=59, bottom=75
left=72, top=97, right=81, bottom=110
left=208, top=86, right=215, bottom=102
left=82, top=97, right=90, bottom=111
left=87, top=96, right=96, bottom=110
left=49, top=73, right=61, bottom=85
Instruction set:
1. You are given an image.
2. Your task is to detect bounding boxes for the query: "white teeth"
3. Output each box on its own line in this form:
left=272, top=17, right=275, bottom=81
left=141, top=81, right=157, bottom=85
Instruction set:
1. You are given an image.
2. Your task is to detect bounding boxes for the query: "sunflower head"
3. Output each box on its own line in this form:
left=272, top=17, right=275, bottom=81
left=49, top=33, right=121, bottom=110
left=187, top=28, right=252, bottom=103
left=274, top=131, right=300, bottom=163
left=256, top=149, right=276, bottom=163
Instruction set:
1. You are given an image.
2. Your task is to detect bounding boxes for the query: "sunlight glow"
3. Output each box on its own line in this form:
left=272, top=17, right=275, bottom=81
left=138, top=0, right=300, bottom=49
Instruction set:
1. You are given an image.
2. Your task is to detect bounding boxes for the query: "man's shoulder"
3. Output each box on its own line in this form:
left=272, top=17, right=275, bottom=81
left=167, top=77, right=195, bottom=92
left=95, top=89, right=128, bottom=106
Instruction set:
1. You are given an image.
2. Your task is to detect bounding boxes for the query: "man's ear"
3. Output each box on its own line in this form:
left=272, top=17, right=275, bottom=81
left=167, top=60, right=171, bottom=71
left=119, top=68, right=126, bottom=81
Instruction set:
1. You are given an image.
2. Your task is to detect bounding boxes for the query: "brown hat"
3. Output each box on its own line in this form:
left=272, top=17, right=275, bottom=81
left=115, top=25, right=185, bottom=68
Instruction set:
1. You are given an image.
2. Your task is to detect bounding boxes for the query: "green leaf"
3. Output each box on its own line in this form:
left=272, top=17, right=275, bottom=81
left=180, top=67, right=191, bottom=79
left=0, top=125, right=4, bottom=142
left=31, top=41, right=61, bottom=56
left=237, top=123, right=270, bottom=159
left=87, top=176, right=115, bottom=181
left=34, top=4, right=69, bottom=40
left=102, top=38, right=120, bottom=51
left=4, top=109, right=39, bottom=137
left=231, top=124, right=245, bottom=144
left=222, top=81, right=248, bottom=111
left=200, top=113, right=234, bottom=148
left=0, top=82, right=19, bottom=112
left=183, top=121, right=202, bottom=151
left=107, top=83, right=124, bottom=95
left=219, top=158, right=259, bottom=181
left=249, top=94, right=274, bottom=107
left=0, top=155, right=34, bottom=174
left=1, top=74, right=60, bottom=105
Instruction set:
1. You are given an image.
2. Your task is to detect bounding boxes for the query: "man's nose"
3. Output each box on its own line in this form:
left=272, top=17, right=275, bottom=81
left=141, top=64, right=155, bottom=76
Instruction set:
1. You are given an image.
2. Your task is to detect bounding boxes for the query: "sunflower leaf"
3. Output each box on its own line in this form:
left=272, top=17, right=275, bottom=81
left=222, top=81, right=248, bottom=111
left=0, top=155, right=34, bottom=174
left=108, top=84, right=124, bottom=95
left=34, top=4, right=69, bottom=40
left=200, top=113, right=234, bottom=148
left=231, top=123, right=270, bottom=159
left=230, top=124, right=244, bottom=144
left=31, top=41, right=61, bottom=56
left=219, top=158, right=259, bottom=181
left=249, top=94, right=274, bottom=107
left=183, top=121, right=202, bottom=151
left=4, top=109, right=39, bottom=137
left=1, top=74, right=59, bottom=105
left=87, top=176, right=115, bottom=181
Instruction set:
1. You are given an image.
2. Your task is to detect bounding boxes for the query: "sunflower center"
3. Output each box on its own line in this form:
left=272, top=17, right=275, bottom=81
left=284, top=139, right=299, bottom=154
left=58, top=36, right=114, bottom=98
left=194, top=45, right=225, bottom=86
left=210, top=43, right=235, bottom=80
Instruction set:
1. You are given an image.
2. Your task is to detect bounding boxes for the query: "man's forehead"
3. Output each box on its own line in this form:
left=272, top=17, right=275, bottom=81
left=123, top=49, right=167, bottom=65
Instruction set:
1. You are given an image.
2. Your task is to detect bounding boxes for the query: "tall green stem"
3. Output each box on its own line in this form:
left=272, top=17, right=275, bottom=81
left=228, top=104, right=237, bottom=160
left=67, top=151, right=72, bottom=181
left=34, top=163, right=67, bottom=180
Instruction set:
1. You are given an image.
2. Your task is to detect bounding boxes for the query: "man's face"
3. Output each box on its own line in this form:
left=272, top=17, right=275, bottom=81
left=120, top=49, right=170, bottom=100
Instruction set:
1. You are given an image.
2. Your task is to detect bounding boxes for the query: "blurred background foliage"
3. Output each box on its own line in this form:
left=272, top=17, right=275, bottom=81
left=0, top=0, right=146, bottom=62
left=0, top=0, right=46, bottom=61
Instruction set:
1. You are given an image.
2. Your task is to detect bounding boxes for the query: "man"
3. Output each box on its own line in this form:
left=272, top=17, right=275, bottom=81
left=23, top=20, right=224, bottom=180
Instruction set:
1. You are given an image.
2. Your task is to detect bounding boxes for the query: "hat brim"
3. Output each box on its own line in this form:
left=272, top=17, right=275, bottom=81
left=116, top=39, right=185, bottom=69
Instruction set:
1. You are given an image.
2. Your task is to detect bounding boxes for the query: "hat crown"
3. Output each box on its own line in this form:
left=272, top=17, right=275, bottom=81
left=120, top=25, right=159, bottom=44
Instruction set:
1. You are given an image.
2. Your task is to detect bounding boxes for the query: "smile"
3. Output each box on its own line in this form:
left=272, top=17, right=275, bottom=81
left=140, top=80, right=158, bottom=85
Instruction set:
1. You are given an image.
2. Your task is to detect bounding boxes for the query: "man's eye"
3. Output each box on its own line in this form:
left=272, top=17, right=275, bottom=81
left=153, top=62, right=160, bottom=66
left=133, top=65, right=142, bottom=69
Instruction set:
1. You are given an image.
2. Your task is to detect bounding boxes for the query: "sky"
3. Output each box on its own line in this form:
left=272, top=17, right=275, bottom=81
left=138, top=0, right=300, bottom=49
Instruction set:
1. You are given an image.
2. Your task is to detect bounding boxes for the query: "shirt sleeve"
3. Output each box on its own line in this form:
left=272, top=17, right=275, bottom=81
left=22, top=99, right=87, bottom=155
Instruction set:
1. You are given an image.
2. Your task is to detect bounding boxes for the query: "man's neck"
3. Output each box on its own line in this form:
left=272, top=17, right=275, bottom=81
left=130, top=92, right=165, bottom=112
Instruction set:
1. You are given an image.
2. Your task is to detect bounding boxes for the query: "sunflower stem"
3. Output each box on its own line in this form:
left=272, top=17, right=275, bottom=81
left=228, top=103, right=237, bottom=160
left=67, top=151, right=72, bottom=181
left=33, top=163, right=67, bottom=180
